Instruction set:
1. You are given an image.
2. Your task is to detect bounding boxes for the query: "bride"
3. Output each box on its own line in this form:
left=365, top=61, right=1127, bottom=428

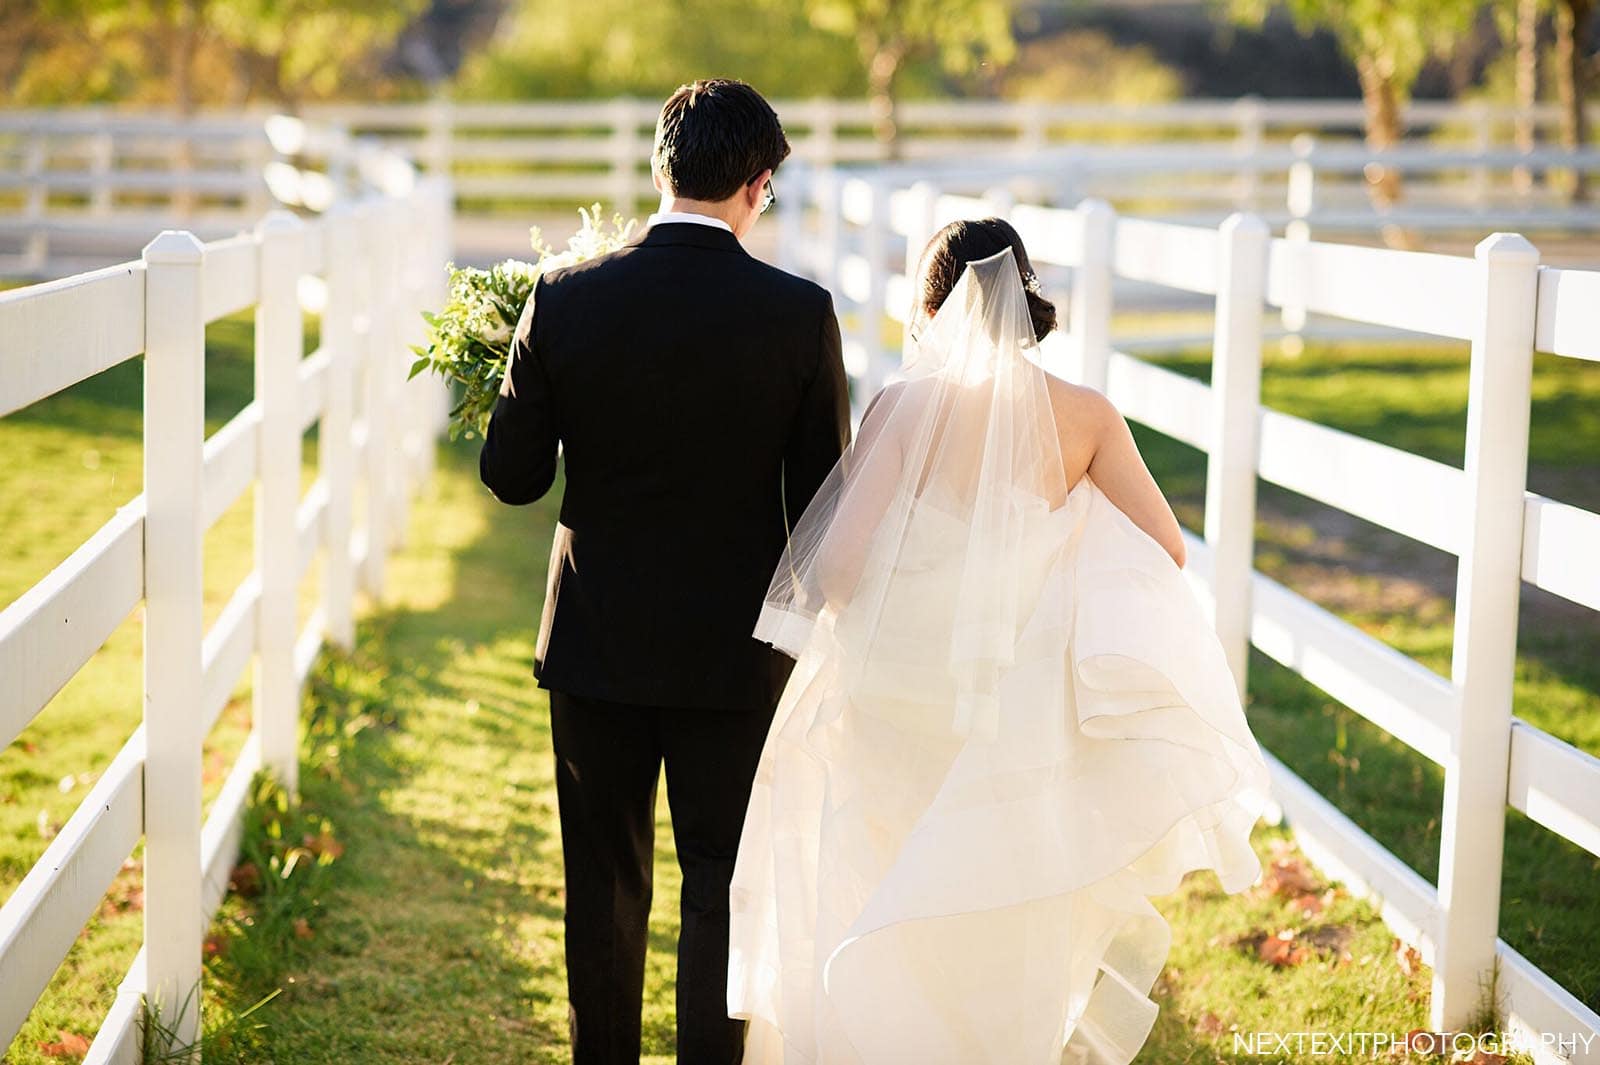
left=725, top=218, right=1273, bottom=1064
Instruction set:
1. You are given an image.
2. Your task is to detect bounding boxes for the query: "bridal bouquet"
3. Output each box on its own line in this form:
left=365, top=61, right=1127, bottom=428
left=411, top=204, right=639, bottom=440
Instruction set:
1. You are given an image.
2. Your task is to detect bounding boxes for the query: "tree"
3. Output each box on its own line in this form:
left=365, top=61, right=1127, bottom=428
left=801, top=0, right=1017, bottom=154
left=1553, top=0, right=1595, bottom=200
left=208, top=0, right=426, bottom=110
left=18, top=0, right=423, bottom=109
left=456, top=0, right=867, bottom=102
left=1504, top=0, right=1544, bottom=192
left=1221, top=0, right=1480, bottom=221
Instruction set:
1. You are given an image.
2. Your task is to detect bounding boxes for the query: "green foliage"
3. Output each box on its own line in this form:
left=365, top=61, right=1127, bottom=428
left=416, top=205, right=638, bottom=442
left=210, top=0, right=426, bottom=104
left=7, top=0, right=425, bottom=107
left=805, top=0, right=1016, bottom=81
left=998, top=29, right=1183, bottom=104
left=1221, top=0, right=1480, bottom=95
left=455, top=0, right=869, bottom=100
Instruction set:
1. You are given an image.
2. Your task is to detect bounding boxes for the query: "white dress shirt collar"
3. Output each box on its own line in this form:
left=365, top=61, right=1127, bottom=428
left=646, top=210, right=735, bottom=234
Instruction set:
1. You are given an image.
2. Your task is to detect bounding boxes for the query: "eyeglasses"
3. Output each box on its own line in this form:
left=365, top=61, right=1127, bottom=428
left=752, top=174, right=776, bottom=215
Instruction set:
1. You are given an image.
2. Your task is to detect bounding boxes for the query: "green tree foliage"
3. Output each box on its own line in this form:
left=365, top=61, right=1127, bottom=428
left=1222, top=0, right=1481, bottom=214
left=455, top=0, right=870, bottom=102
left=802, top=0, right=1017, bottom=151
left=1228, top=0, right=1478, bottom=149
left=458, top=0, right=1019, bottom=153
left=8, top=0, right=424, bottom=109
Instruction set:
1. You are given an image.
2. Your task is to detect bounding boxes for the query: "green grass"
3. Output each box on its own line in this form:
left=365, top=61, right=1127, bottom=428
left=1129, top=337, right=1600, bottom=1015
left=180, top=437, right=1461, bottom=1064
left=1, top=320, right=1594, bottom=1062
left=0, top=308, right=326, bottom=1063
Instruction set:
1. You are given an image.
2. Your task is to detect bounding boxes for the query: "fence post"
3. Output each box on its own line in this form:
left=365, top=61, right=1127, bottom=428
left=809, top=98, right=837, bottom=170
left=1433, top=232, right=1539, bottom=1031
left=357, top=201, right=389, bottom=599
left=254, top=210, right=305, bottom=798
left=1234, top=95, right=1264, bottom=209
left=381, top=197, right=413, bottom=546
left=1067, top=198, right=1114, bottom=392
left=818, top=168, right=843, bottom=298
left=901, top=181, right=940, bottom=366
left=24, top=133, right=47, bottom=275
left=861, top=178, right=893, bottom=397
left=430, top=179, right=455, bottom=439
left=399, top=192, right=431, bottom=497
left=425, top=94, right=454, bottom=179
left=141, top=229, right=207, bottom=1047
left=983, top=183, right=1016, bottom=218
left=777, top=159, right=805, bottom=273
left=1281, top=133, right=1317, bottom=355
left=1202, top=212, right=1269, bottom=697
left=322, top=205, right=359, bottom=651
left=610, top=97, right=639, bottom=215
left=1470, top=99, right=1493, bottom=207
left=89, top=131, right=114, bottom=216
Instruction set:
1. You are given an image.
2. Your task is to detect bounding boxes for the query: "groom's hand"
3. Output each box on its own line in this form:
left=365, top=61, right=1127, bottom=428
left=479, top=279, right=560, bottom=505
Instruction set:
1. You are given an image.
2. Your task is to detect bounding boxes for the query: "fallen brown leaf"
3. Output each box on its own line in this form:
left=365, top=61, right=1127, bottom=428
left=293, top=916, right=314, bottom=940
left=1394, top=938, right=1423, bottom=978
left=1257, top=928, right=1312, bottom=967
left=229, top=861, right=262, bottom=898
left=304, top=828, right=344, bottom=860
left=38, top=1030, right=91, bottom=1058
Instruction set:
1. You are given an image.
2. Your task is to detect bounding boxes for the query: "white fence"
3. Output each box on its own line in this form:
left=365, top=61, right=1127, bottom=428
left=0, top=112, right=404, bottom=278
left=0, top=160, right=453, bottom=1058
left=780, top=166, right=1600, bottom=1062
left=8, top=97, right=1600, bottom=278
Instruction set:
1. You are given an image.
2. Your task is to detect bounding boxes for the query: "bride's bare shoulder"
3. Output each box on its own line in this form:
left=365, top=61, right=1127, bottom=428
left=1043, top=373, right=1119, bottom=442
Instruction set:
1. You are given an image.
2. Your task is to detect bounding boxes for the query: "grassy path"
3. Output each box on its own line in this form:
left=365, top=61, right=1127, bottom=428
left=196, top=440, right=686, bottom=1064
left=194, top=437, right=1447, bottom=1065
left=7, top=325, right=1594, bottom=1061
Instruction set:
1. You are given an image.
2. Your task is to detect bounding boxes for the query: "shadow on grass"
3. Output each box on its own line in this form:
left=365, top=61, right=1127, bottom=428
left=205, top=438, right=581, bottom=1064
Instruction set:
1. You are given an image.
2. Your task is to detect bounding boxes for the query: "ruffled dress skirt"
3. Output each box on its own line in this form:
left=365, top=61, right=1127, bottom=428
left=728, top=476, right=1274, bottom=1064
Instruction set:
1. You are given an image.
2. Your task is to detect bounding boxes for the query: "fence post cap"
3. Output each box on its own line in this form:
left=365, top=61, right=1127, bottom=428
left=1220, top=211, right=1270, bottom=239
left=256, top=208, right=304, bottom=236
left=1475, top=231, right=1538, bottom=262
left=141, top=229, right=203, bottom=264
left=1075, top=197, right=1114, bottom=223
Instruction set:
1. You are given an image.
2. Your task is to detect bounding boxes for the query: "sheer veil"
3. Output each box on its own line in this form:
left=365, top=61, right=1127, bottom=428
left=755, top=245, right=1066, bottom=741
left=735, top=245, right=1272, bottom=1065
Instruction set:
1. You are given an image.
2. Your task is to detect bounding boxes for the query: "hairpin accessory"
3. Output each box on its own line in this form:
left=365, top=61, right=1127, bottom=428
left=1021, top=269, right=1043, bottom=296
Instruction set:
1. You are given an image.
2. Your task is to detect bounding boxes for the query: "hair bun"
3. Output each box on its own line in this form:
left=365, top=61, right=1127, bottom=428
left=1026, top=289, right=1057, bottom=343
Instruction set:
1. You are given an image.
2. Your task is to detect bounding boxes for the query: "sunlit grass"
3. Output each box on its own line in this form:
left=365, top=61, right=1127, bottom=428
left=0, top=321, right=1594, bottom=1060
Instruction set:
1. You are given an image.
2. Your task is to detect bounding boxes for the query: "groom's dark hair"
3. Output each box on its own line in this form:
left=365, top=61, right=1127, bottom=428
left=652, top=79, right=791, bottom=202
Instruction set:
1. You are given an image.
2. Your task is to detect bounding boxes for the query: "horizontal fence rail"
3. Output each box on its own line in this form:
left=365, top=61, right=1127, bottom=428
left=0, top=153, right=453, bottom=1058
left=9, top=98, right=1600, bottom=278
left=781, top=163, right=1600, bottom=1065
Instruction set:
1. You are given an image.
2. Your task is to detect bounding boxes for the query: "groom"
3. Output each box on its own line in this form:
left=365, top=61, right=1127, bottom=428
left=478, top=79, right=851, bottom=1064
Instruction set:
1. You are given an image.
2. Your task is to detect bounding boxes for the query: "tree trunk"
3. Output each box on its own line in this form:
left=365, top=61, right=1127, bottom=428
left=1556, top=0, right=1595, bottom=202
left=169, top=0, right=204, bottom=217
left=863, top=33, right=906, bottom=161
left=1356, top=52, right=1416, bottom=248
left=1514, top=0, right=1541, bottom=193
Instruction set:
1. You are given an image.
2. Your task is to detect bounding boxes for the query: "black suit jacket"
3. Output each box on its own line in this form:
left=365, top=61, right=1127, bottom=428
left=478, top=221, right=852, bottom=712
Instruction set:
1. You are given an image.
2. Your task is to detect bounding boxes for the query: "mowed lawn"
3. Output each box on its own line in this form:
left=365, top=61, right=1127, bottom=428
left=2, top=316, right=1595, bottom=1061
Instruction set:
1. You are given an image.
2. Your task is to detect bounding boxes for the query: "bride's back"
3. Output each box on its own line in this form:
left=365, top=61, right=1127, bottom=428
left=905, top=218, right=1187, bottom=568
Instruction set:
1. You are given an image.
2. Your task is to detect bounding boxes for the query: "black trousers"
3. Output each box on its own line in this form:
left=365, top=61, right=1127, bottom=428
left=547, top=689, right=776, bottom=1065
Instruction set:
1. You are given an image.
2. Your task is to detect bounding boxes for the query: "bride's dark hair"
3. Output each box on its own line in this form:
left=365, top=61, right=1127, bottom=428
left=913, top=217, right=1057, bottom=343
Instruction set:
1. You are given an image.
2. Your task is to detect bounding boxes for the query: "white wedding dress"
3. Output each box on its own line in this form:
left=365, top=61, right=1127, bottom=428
left=727, top=247, right=1272, bottom=1065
